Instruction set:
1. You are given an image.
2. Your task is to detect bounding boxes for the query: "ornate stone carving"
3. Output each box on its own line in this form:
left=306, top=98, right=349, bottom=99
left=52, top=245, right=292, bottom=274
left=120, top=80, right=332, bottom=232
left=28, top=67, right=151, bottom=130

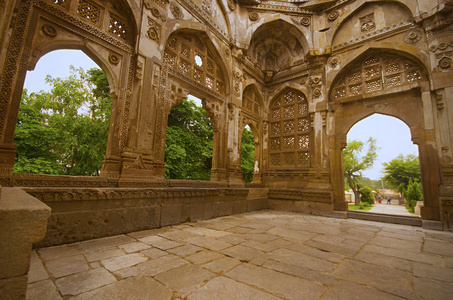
left=312, top=88, right=322, bottom=98
left=327, top=10, right=339, bottom=21
left=202, top=0, right=211, bottom=14
left=228, top=0, right=235, bottom=11
left=435, top=89, right=444, bottom=110
left=249, top=12, right=259, bottom=22
left=360, top=13, right=375, bottom=32
left=301, top=17, right=310, bottom=27
left=147, top=17, right=161, bottom=43
left=228, top=103, right=235, bottom=121
left=170, top=2, right=183, bottom=20
left=233, top=70, right=244, bottom=93
left=404, top=29, right=422, bottom=44
left=109, top=53, right=120, bottom=65
left=328, top=55, right=341, bottom=68
left=439, top=57, right=452, bottom=69
left=332, top=20, right=413, bottom=51
left=126, top=154, right=147, bottom=169
left=42, top=24, right=57, bottom=37
left=136, top=61, right=144, bottom=79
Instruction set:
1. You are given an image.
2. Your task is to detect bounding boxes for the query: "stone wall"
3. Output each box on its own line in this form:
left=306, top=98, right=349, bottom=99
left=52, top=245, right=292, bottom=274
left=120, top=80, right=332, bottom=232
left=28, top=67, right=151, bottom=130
left=24, top=187, right=268, bottom=248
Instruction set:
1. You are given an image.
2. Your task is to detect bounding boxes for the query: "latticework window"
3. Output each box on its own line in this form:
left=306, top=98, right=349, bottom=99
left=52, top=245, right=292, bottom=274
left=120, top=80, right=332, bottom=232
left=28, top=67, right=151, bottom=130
left=77, top=0, right=101, bottom=25
left=242, top=87, right=260, bottom=115
left=269, top=90, right=310, bottom=167
left=48, top=0, right=130, bottom=41
left=332, top=53, right=424, bottom=101
left=163, top=34, right=226, bottom=95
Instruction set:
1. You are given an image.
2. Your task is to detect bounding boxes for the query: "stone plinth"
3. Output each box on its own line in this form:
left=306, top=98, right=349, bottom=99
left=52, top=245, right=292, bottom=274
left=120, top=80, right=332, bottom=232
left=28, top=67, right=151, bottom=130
left=0, top=188, right=51, bottom=299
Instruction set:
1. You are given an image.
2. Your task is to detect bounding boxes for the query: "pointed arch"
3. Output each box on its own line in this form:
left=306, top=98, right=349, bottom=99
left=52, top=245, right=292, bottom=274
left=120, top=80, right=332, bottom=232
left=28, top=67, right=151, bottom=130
left=268, top=88, right=311, bottom=168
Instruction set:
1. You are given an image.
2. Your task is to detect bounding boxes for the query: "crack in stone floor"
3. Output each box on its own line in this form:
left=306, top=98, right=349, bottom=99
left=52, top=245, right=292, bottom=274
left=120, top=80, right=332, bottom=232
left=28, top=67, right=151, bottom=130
left=26, top=210, right=453, bottom=299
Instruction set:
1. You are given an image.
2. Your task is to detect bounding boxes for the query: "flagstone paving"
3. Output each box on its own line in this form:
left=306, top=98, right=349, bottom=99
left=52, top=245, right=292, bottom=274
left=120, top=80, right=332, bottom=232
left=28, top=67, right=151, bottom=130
left=26, top=210, right=453, bottom=299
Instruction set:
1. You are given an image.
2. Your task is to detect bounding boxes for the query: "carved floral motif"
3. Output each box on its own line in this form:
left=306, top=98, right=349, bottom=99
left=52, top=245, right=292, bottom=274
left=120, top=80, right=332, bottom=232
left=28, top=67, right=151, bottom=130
left=170, top=2, right=183, bottom=19
left=327, top=10, right=339, bottom=21
left=109, top=53, right=120, bottom=65
left=249, top=12, right=259, bottom=22
left=360, top=13, right=375, bottom=32
left=42, top=24, right=57, bottom=37
left=404, top=29, right=422, bottom=44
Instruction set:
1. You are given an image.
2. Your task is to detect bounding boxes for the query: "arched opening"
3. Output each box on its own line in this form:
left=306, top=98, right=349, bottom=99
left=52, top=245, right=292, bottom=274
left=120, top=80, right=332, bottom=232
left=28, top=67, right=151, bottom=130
left=161, top=30, right=229, bottom=182
left=344, top=114, right=422, bottom=216
left=329, top=49, right=440, bottom=222
left=241, top=125, right=255, bottom=183
left=164, top=94, right=213, bottom=181
left=14, top=50, right=111, bottom=176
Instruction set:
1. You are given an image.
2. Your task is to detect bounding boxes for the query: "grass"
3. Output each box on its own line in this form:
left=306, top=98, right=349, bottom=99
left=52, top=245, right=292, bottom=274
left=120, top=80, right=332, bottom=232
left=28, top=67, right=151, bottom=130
left=348, top=204, right=373, bottom=211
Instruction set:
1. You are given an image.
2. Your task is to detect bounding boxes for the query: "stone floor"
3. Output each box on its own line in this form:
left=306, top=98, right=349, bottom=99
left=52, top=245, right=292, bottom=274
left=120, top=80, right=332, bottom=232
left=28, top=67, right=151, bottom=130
left=26, top=210, right=453, bottom=300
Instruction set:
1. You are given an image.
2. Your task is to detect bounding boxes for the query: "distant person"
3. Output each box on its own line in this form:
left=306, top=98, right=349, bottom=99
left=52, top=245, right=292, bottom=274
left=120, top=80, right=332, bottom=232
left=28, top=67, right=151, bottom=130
left=387, top=196, right=391, bottom=204
left=378, top=196, right=381, bottom=204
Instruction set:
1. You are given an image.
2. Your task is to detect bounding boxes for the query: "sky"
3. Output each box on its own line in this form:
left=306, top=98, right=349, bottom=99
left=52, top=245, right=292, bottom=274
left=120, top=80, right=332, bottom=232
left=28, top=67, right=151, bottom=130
left=24, top=50, right=419, bottom=180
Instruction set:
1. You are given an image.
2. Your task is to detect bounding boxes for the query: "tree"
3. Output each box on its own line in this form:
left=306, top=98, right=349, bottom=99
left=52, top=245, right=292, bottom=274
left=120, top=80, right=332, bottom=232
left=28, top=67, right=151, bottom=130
left=14, top=66, right=112, bottom=175
left=164, top=98, right=213, bottom=180
left=382, top=154, right=421, bottom=195
left=404, top=179, right=423, bottom=212
left=343, top=137, right=378, bottom=205
left=241, top=127, right=255, bottom=183
left=359, top=186, right=374, bottom=204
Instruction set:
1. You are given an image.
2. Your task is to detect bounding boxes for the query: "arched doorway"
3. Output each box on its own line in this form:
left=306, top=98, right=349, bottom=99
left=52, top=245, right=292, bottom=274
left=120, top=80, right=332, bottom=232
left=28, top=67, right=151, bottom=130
left=345, top=114, right=422, bottom=216
left=328, top=50, right=440, bottom=222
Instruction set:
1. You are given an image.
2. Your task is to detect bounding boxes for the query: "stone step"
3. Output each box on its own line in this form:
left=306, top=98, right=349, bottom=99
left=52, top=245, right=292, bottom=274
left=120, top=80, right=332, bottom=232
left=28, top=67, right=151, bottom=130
left=347, top=211, right=422, bottom=227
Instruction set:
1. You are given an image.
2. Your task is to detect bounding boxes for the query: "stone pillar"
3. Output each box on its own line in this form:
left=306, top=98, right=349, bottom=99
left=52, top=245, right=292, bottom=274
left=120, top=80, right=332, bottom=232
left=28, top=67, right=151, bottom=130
left=330, top=134, right=348, bottom=211
left=0, top=188, right=51, bottom=299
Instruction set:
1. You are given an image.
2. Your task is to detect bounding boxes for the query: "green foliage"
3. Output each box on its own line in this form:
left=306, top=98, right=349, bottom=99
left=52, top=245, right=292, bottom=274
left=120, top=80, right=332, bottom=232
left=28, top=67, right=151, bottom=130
left=343, top=137, right=378, bottom=205
left=241, top=127, right=255, bottom=183
left=359, top=186, right=374, bottom=204
left=164, top=98, right=213, bottom=180
left=404, top=179, right=423, bottom=210
left=348, top=204, right=372, bottom=211
left=14, top=66, right=112, bottom=175
left=382, top=154, right=421, bottom=195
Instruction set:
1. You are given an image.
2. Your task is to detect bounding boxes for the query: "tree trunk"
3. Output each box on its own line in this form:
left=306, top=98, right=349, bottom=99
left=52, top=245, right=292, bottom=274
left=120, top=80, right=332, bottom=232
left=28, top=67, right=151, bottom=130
left=347, top=174, right=360, bottom=205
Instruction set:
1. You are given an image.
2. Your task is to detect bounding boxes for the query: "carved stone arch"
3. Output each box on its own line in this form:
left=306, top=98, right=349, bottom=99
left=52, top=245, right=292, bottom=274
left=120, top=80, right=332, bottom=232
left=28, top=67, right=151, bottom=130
left=247, top=19, right=309, bottom=73
left=330, top=1, right=414, bottom=50
left=329, top=49, right=429, bottom=102
left=26, top=43, right=121, bottom=97
left=239, top=116, right=262, bottom=183
left=268, top=82, right=309, bottom=108
left=243, top=16, right=310, bottom=54
left=162, top=25, right=231, bottom=96
left=327, top=49, right=441, bottom=222
left=0, top=0, right=137, bottom=176
left=268, top=88, right=311, bottom=169
left=242, top=84, right=264, bottom=118
left=213, top=0, right=233, bottom=38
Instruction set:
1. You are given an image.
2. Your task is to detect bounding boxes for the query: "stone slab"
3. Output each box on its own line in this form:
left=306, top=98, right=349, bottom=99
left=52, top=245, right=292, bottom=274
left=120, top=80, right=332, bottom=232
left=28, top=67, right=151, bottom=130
left=187, top=276, right=280, bottom=300
left=154, top=263, right=215, bottom=292
left=225, top=263, right=326, bottom=300
left=101, top=253, right=148, bottom=272
left=26, top=279, right=62, bottom=300
left=55, top=268, right=117, bottom=296
left=70, top=276, right=172, bottom=300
